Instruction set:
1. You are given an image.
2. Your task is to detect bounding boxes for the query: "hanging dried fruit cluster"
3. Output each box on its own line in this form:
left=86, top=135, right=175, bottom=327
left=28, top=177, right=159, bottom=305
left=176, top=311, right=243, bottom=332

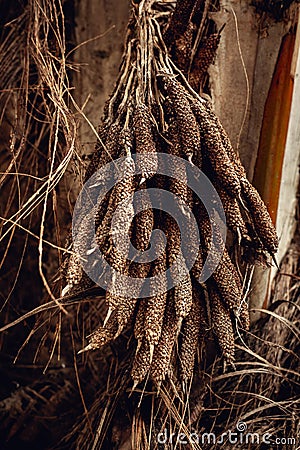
left=62, top=0, right=278, bottom=387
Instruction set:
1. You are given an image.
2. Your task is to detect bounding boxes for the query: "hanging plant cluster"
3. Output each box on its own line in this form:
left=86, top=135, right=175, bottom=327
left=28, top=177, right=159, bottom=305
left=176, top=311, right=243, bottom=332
left=62, top=0, right=278, bottom=387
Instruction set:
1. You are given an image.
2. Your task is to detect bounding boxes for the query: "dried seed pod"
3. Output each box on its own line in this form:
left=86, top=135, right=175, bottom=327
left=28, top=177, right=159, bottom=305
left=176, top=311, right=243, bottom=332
left=96, top=155, right=136, bottom=261
left=173, top=273, right=193, bottom=319
left=131, top=339, right=152, bottom=385
left=134, top=298, right=148, bottom=342
left=66, top=252, right=83, bottom=288
left=240, top=177, right=278, bottom=254
left=133, top=103, right=158, bottom=180
left=216, top=183, right=248, bottom=237
left=132, top=186, right=154, bottom=252
left=144, top=250, right=168, bottom=346
left=191, top=249, right=203, bottom=281
left=66, top=210, right=95, bottom=288
left=209, top=284, right=235, bottom=363
left=189, top=33, right=221, bottom=91
left=180, top=286, right=206, bottom=380
left=190, top=100, right=241, bottom=198
left=85, top=121, right=122, bottom=182
left=165, top=212, right=199, bottom=303
left=165, top=215, right=180, bottom=262
left=194, top=206, right=241, bottom=310
left=213, top=256, right=241, bottom=311
left=184, top=92, right=246, bottom=178
left=87, top=316, right=119, bottom=350
left=164, top=0, right=195, bottom=47
left=166, top=118, right=195, bottom=208
left=91, top=127, right=128, bottom=232
left=162, top=76, right=201, bottom=165
left=238, top=299, right=250, bottom=331
left=95, top=157, right=136, bottom=315
left=174, top=21, right=194, bottom=74
left=116, top=261, right=151, bottom=334
left=205, top=104, right=247, bottom=178
left=150, top=299, right=179, bottom=383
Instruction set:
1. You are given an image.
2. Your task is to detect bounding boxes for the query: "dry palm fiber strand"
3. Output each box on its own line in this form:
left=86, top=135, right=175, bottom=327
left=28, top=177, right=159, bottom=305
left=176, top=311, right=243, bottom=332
left=232, top=265, right=251, bottom=331
left=61, top=0, right=279, bottom=383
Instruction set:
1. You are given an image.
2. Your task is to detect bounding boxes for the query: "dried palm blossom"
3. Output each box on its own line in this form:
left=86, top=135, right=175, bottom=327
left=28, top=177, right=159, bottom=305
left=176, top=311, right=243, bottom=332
left=209, top=283, right=235, bottom=364
left=133, top=103, right=158, bottom=180
left=189, top=32, right=221, bottom=91
left=62, top=0, right=278, bottom=388
left=144, top=252, right=168, bottom=346
left=179, top=285, right=207, bottom=380
left=241, top=177, right=279, bottom=255
left=150, top=299, right=179, bottom=383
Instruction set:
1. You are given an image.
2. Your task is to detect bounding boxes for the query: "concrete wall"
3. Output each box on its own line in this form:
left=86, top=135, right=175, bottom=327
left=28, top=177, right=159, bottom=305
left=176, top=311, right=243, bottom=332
left=74, top=0, right=129, bottom=155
